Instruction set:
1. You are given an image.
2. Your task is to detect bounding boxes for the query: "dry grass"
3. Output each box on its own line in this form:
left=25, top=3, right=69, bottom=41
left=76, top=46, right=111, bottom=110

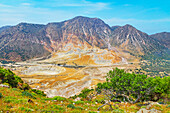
left=0, top=87, right=170, bottom=113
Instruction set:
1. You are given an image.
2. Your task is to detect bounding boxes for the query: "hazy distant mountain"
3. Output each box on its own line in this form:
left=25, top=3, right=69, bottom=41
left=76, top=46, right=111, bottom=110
left=0, top=16, right=167, bottom=61
left=150, top=32, right=170, bottom=48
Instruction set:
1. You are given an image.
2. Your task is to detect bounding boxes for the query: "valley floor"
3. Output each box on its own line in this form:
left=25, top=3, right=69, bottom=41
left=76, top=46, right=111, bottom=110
left=4, top=49, right=140, bottom=98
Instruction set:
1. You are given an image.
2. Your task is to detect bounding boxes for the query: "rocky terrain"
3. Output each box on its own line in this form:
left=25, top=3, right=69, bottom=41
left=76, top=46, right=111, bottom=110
left=0, top=67, right=169, bottom=113
left=150, top=32, right=170, bottom=48
left=0, top=16, right=169, bottom=97
left=111, top=24, right=165, bottom=55
left=12, top=47, right=131, bottom=97
left=0, top=16, right=167, bottom=62
left=0, top=26, right=11, bottom=33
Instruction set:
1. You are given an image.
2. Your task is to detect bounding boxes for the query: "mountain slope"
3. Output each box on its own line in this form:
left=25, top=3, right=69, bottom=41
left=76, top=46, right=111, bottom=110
left=150, top=32, right=170, bottom=48
left=110, top=24, right=165, bottom=55
left=0, top=26, right=11, bottom=33
left=0, top=16, right=167, bottom=62
left=111, top=25, right=120, bottom=31
left=45, top=16, right=112, bottom=50
left=0, top=23, right=50, bottom=61
left=0, top=16, right=113, bottom=62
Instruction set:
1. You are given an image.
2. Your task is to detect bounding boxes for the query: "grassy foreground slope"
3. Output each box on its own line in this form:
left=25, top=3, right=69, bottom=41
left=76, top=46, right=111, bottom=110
left=0, top=67, right=170, bottom=113
left=1, top=87, right=170, bottom=113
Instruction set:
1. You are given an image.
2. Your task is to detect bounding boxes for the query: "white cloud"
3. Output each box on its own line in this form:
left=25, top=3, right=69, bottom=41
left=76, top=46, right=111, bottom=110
left=62, top=0, right=109, bottom=7
left=61, top=0, right=110, bottom=13
left=62, top=3, right=83, bottom=7
left=21, top=3, right=31, bottom=6
left=0, top=0, right=111, bottom=27
left=0, top=3, right=74, bottom=26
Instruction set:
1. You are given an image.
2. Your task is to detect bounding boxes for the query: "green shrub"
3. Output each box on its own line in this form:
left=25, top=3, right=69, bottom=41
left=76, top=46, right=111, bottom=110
left=3, top=83, right=9, bottom=86
left=67, top=104, right=76, bottom=109
left=75, top=100, right=84, bottom=105
left=44, top=96, right=66, bottom=101
left=22, top=83, right=30, bottom=90
left=83, top=105, right=89, bottom=108
left=4, top=99, right=12, bottom=103
left=32, top=89, right=46, bottom=96
left=12, top=88, right=18, bottom=91
left=19, top=107, right=33, bottom=112
left=4, top=96, right=25, bottom=104
left=158, top=102, right=164, bottom=104
left=166, top=105, right=170, bottom=108
left=70, top=95, right=77, bottom=99
left=95, top=99, right=105, bottom=104
left=89, top=111, right=97, bottom=113
left=78, top=88, right=93, bottom=99
left=69, top=109, right=82, bottom=113
left=0, top=67, right=24, bottom=88
left=76, top=106, right=84, bottom=110
left=112, top=109, right=124, bottom=113
left=51, top=105, right=64, bottom=110
left=167, top=101, right=170, bottom=104
left=129, top=105, right=137, bottom=109
left=13, top=99, right=27, bottom=104
left=53, top=96, right=66, bottom=101
left=85, top=101, right=92, bottom=104
left=96, top=68, right=170, bottom=104
left=0, top=93, right=3, bottom=98
left=31, top=92, right=37, bottom=96
left=6, top=105, right=12, bottom=108
left=22, top=91, right=36, bottom=99
left=141, top=106, right=146, bottom=108
left=94, top=95, right=105, bottom=104
left=154, top=104, right=162, bottom=108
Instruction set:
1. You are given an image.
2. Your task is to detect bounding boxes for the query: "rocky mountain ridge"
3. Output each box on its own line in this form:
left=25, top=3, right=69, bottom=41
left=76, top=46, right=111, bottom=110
left=150, top=32, right=170, bottom=48
left=0, top=16, right=168, bottom=62
left=0, top=26, right=11, bottom=33
left=110, top=24, right=165, bottom=55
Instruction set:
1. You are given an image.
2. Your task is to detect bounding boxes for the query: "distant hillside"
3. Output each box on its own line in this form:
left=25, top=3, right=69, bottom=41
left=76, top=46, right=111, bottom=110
left=110, top=24, right=165, bottom=55
left=0, top=26, right=11, bottom=33
left=0, top=16, right=167, bottom=62
left=0, top=23, right=50, bottom=61
left=150, top=32, right=170, bottom=48
left=111, top=25, right=120, bottom=31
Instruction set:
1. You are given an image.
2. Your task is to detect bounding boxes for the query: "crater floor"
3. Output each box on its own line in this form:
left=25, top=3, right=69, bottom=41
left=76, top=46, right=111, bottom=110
left=12, top=48, right=139, bottom=97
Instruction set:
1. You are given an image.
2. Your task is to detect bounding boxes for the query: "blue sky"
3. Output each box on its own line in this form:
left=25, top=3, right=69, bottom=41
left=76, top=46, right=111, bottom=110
left=0, top=0, right=170, bottom=34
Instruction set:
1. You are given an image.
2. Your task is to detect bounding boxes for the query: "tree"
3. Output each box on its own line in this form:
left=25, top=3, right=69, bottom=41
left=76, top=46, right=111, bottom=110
left=149, top=76, right=170, bottom=101
left=0, top=67, right=24, bottom=87
left=96, top=68, right=163, bottom=110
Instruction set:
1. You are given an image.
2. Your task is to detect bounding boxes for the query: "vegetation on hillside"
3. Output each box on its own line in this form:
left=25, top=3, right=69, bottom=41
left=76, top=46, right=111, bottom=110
left=0, top=67, right=46, bottom=95
left=0, top=67, right=24, bottom=88
left=139, top=49, right=170, bottom=77
left=95, top=68, right=169, bottom=109
left=0, top=67, right=169, bottom=112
